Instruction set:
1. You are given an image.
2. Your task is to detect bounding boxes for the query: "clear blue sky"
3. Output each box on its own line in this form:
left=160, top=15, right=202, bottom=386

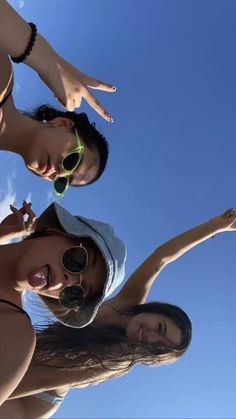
left=2, top=0, right=236, bottom=418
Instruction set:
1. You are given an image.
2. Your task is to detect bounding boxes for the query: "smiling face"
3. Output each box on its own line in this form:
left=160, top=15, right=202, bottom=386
left=14, top=233, right=107, bottom=301
left=25, top=118, right=100, bottom=186
left=125, top=312, right=182, bottom=347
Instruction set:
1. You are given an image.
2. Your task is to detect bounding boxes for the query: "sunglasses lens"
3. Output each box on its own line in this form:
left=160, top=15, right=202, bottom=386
left=62, top=247, right=87, bottom=273
left=54, top=177, right=68, bottom=195
left=63, top=152, right=81, bottom=172
left=59, top=285, right=84, bottom=309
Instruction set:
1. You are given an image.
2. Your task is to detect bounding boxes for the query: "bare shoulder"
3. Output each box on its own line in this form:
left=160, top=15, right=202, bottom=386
left=96, top=298, right=125, bottom=324
left=0, top=306, right=36, bottom=405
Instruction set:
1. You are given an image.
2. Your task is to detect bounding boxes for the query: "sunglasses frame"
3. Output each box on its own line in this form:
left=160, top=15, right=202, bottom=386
left=59, top=243, right=89, bottom=309
left=54, top=128, right=84, bottom=198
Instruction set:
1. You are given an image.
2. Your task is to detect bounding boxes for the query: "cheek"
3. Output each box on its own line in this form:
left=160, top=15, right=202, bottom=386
left=126, top=319, right=139, bottom=339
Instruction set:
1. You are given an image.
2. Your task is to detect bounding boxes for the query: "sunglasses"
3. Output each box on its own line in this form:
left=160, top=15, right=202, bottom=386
left=58, top=243, right=88, bottom=309
left=54, top=128, right=84, bottom=197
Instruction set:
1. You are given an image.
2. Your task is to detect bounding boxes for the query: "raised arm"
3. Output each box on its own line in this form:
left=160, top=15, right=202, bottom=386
left=108, top=209, right=236, bottom=308
left=0, top=0, right=116, bottom=119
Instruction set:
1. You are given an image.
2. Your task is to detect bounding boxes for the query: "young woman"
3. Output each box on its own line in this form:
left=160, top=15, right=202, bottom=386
left=0, top=202, right=126, bottom=406
left=0, top=0, right=116, bottom=196
left=3, top=207, right=236, bottom=418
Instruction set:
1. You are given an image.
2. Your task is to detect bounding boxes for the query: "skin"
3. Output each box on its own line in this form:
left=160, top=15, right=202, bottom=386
left=0, top=0, right=114, bottom=188
left=0, top=93, right=100, bottom=186
left=125, top=313, right=182, bottom=346
left=0, top=0, right=116, bottom=118
left=12, top=234, right=106, bottom=300
left=3, top=208, right=236, bottom=417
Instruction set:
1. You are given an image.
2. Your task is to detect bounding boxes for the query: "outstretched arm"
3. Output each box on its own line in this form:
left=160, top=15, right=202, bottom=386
left=0, top=0, right=116, bottom=119
left=108, top=209, right=236, bottom=308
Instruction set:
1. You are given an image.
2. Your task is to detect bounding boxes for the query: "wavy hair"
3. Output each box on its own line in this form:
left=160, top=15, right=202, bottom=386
left=33, top=302, right=192, bottom=386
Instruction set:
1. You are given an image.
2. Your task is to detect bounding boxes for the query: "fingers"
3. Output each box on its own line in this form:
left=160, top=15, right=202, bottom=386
left=22, top=201, right=37, bottom=231
left=82, top=87, right=114, bottom=122
left=10, top=201, right=36, bottom=233
left=83, top=75, right=117, bottom=92
left=222, top=208, right=236, bottom=219
left=9, top=205, right=25, bottom=231
left=65, top=95, right=82, bottom=112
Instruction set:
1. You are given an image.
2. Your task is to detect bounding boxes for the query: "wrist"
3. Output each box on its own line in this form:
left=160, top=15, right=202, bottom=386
left=25, top=33, right=57, bottom=76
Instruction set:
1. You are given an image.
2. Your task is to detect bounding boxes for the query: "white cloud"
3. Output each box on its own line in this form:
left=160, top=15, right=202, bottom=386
left=15, top=83, right=20, bottom=94
left=0, top=177, right=16, bottom=221
left=17, top=0, right=25, bottom=8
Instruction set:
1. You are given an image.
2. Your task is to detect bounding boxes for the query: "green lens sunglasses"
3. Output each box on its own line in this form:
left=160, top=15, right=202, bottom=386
left=54, top=128, right=84, bottom=197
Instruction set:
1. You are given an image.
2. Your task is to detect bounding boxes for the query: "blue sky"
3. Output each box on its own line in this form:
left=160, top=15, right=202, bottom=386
left=2, top=0, right=236, bottom=417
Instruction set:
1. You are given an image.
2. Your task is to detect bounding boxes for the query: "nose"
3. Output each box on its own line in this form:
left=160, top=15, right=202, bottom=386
left=143, top=327, right=160, bottom=344
left=63, top=271, right=81, bottom=287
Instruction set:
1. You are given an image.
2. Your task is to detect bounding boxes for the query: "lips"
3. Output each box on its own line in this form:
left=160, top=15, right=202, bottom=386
left=38, top=157, right=56, bottom=178
left=28, top=265, right=50, bottom=289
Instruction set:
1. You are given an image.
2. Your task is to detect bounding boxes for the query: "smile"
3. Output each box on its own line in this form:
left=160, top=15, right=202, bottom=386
left=38, top=157, right=56, bottom=178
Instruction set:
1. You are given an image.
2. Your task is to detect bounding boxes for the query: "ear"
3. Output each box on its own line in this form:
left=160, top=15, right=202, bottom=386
left=50, top=117, right=75, bottom=129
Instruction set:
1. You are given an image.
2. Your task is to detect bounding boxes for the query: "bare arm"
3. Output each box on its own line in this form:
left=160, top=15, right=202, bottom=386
left=107, top=209, right=236, bottom=308
left=0, top=0, right=115, bottom=118
left=0, top=306, right=36, bottom=406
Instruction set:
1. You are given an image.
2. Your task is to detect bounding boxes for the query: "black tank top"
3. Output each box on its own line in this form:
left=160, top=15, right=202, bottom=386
left=0, top=90, right=12, bottom=108
left=0, top=299, right=30, bottom=320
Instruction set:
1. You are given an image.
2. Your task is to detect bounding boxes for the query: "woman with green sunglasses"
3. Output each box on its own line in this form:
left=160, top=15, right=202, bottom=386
left=0, top=1, right=115, bottom=196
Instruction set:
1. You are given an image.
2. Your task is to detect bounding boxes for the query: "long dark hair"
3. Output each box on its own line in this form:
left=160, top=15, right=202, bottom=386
left=26, top=105, right=109, bottom=184
left=33, top=302, right=192, bottom=386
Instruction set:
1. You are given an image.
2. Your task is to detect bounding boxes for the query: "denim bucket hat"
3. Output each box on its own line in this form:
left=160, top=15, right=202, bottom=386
left=36, top=203, right=127, bottom=328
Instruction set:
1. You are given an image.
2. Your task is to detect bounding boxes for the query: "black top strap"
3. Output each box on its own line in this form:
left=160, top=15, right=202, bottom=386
left=0, top=299, right=31, bottom=320
left=0, top=90, right=12, bottom=108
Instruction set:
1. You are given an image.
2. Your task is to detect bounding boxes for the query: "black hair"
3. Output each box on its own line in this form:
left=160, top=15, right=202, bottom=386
left=28, top=105, right=109, bottom=185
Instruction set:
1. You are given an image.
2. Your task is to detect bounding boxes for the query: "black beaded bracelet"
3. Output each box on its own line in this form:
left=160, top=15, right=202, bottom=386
left=11, top=22, right=37, bottom=64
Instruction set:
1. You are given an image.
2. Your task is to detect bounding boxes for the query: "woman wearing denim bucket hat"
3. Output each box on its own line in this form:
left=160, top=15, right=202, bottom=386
left=29, top=202, right=127, bottom=328
left=3, top=208, right=236, bottom=418
left=0, top=202, right=126, bottom=406
left=0, top=1, right=116, bottom=197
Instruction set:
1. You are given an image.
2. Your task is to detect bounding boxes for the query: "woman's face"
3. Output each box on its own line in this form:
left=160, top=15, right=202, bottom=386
left=14, top=233, right=106, bottom=301
left=26, top=118, right=100, bottom=186
left=125, top=313, right=182, bottom=347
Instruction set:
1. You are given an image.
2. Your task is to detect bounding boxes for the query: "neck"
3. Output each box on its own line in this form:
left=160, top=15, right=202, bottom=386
left=0, top=240, right=27, bottom=296
left=0, top=101, right=42, bottom=159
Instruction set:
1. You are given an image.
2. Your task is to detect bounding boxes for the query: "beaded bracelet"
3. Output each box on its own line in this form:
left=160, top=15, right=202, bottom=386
left=11, top=22, right=37, bottom=64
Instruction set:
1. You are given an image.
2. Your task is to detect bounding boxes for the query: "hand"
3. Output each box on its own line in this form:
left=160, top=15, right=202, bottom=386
left=208, top=208, right=236, bottom=233
left=39, top=53, right=116, bottom=121
left=0, top=201, right=36, bottom=240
